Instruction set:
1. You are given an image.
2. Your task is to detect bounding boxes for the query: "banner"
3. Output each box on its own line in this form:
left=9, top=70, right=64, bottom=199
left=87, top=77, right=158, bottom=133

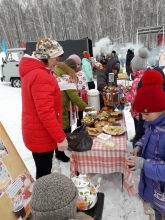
left=1, top=39, right=7, bottom=54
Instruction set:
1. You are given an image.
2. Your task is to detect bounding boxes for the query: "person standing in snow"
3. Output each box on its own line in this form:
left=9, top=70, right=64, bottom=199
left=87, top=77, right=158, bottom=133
left=53, top=58, right=91, bottom=141
left=156, top=49, right=165, bottom=70
left=127, top=70, right=165, bottom=220
left=82, top=51, right=95, bottom=90
left=126, top=47, right=134, bottom=80
left=19, top=38, right=68, bottom=179
left=68, top=54, right=88, bottom=127
left=97, top=61, right=120, bottom=109
left=123, top=47, right=150, bottom=141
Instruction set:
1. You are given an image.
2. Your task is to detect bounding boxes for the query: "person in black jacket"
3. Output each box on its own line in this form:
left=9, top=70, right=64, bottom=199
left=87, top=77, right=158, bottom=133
left=133, top=66, right=165, bottom=147
left=126, top=47, right=134, bottom=80
left=97, top=58, right=120, bottom=109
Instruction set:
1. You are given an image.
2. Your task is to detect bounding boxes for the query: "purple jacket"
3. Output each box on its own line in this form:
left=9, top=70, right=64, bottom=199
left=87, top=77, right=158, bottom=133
left=135, top=113, right=165, bottom=206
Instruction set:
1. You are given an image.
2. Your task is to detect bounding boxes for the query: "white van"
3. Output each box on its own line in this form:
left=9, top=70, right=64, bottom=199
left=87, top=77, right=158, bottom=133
left=1, top=48, right=26, bottom=87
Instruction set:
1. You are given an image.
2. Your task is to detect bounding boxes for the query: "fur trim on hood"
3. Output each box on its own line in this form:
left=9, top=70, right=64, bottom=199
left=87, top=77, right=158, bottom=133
left=56, top=62, right=78, bottom=83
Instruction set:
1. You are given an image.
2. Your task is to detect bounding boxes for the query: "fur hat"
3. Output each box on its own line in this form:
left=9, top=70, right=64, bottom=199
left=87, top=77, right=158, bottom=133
left=64, top=58, right=77, bottom=71
left=30, top=173, right=78, bottom=220
left=69, top=54, right=81, bottom=65
left=34, top=38, right=64, bottom=59
left=134, top=70, right=165, bottom=113
left=131, top=47, right=150, bottom=71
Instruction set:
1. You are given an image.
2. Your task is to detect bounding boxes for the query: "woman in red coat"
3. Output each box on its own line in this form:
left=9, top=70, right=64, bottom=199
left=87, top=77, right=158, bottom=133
left=19, top=38, right=68, bottom=179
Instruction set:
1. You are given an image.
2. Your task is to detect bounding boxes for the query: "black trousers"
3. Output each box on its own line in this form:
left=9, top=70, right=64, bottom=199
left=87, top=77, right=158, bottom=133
left=32, top=150, right=54, bottom=179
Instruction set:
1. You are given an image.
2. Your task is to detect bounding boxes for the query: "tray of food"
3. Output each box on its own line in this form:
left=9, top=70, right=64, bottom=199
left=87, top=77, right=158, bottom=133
left=86, top=127, right=102, bottom=136
left=103, top=125, right=126, bottom=135
left=81, top=115, right=94, bottom=127
left=110, top=111, right=123, bottom=120
left=94, top=120, right=109, bottom=128
left=97, top=111, right=109, bottom=121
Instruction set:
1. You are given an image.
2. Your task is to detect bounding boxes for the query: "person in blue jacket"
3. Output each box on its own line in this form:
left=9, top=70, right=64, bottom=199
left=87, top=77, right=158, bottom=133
left=127, top=70, right=165, bottom=220
left=82, top=51, right=95, bottom=90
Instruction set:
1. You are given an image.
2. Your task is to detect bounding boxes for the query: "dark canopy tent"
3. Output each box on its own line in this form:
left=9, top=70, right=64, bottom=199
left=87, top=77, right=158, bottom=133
left=25, top=38, right=93, bottom=61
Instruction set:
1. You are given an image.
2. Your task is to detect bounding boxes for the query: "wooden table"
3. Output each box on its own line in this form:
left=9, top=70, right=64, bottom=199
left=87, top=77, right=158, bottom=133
left=70, top=117, right=136, bottom=196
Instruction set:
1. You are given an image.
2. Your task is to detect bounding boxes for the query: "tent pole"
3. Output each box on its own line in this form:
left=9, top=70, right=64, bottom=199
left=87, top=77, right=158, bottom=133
left=163, top=26, right=165, bottom=46
left=136, top=30, right=139, bottom=50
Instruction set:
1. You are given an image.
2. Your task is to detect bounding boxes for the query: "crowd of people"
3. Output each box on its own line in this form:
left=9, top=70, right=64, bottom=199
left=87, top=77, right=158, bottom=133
left=18, top=38, right=165, bottom=220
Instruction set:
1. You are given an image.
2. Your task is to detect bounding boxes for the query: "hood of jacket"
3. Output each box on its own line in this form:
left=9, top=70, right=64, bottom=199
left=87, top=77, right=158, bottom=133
left=19, top=54, right=46, bottom=77
left=132, top=69, right=146, bottom=79
left=54, top=62, right=77, bottom=83
left=105, top=58, right=120, bottom=76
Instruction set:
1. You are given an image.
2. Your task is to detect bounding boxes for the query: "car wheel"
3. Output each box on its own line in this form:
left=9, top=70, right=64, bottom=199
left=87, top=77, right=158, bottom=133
left=11, top=78, right=21, bottom=88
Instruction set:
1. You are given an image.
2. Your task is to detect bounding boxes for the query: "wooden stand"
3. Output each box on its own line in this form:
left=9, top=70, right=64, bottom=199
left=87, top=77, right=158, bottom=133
left=0, top=122, right=33, bottom=220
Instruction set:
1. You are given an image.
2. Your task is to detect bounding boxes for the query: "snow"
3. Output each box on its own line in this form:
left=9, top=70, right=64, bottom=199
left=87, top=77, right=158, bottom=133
left=0, top=53, right=151, bottom=219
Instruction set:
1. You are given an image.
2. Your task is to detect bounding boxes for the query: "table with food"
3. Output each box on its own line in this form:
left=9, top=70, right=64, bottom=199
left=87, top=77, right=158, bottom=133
left=70, top=105, right=136, bottom=196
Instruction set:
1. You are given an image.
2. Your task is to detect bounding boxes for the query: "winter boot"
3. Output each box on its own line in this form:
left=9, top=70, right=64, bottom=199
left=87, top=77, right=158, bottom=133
left=55, top=149, right=70, bottom=162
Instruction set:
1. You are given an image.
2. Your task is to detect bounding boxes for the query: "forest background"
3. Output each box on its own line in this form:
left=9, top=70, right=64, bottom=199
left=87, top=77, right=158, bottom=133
left=0, top=0, right=165, bottom=50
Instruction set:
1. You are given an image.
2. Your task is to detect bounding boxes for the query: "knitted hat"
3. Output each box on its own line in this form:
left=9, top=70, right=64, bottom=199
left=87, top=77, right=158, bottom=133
left=64, top=58, right=77, bottom=71
left=69, top=54, right=81, bottom=65
left=134, top=70, right=165, bottom=113
left=131, top=47, right=150, bottom=70
left=83, top=51, right=90, bottom=59
left=34, top=38, right=64, bottom=59
left=30, top=173, right=78, bottom=220
left=129, top=46, right=134, bottom=50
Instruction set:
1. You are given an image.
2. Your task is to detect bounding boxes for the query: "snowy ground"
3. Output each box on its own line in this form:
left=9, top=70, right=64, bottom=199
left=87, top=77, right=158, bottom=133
left=0, top=53, right=152, bottom=219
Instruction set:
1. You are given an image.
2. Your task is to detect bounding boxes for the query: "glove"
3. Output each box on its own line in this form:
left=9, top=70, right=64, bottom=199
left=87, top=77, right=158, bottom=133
left=57, top=138, right=68, bottom=152
left=135, top=157, right=145, bottom=170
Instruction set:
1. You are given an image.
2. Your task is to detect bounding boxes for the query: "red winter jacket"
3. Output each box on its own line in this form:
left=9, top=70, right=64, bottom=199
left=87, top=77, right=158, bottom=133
left=19, top=55, right=66, bottom=153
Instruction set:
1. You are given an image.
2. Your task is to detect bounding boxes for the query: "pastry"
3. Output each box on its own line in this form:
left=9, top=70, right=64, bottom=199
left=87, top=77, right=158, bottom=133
left=94, top=121, right=109, bottom=128
left=110, top=111, right=122, bottom=118
left=120, top=97, right=126, bottom=105
left=86, top=127, right=102, bottom=136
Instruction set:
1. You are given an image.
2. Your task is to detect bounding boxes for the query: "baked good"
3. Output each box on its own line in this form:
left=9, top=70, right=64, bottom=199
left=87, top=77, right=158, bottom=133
left=101, top=106, right=110, bottom=112
left=81, top=116, right=94, bottom=126
left=86, top=127, right=102, bottom=136
left=120, top=97, right=126, bottom=105
left=94, top=121, right=109, bottom=128
left=97, top=112, right=109, bottom=121
left=110, top=111, right=122, bottom=118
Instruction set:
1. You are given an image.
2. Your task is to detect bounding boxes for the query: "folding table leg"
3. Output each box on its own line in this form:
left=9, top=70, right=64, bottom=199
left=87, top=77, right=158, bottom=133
left=122, top=173, right=124, bottom=192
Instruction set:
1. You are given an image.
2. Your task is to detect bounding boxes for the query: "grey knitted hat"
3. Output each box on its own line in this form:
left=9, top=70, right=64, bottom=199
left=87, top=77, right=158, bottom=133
left=30, top=173, right=78, bottom=220
left=131, top=47, right=150, bottom=70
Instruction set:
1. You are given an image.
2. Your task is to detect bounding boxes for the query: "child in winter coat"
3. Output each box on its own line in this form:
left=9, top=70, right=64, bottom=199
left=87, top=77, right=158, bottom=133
left=30, top=172, right=93, bottom=220
left=123, top=47, right=150, bottom=132
left=69, top=54, right=88, bottom=127
left=82, top=51, right=95, bottom=90
left=127, top=70, right=165, bottom=220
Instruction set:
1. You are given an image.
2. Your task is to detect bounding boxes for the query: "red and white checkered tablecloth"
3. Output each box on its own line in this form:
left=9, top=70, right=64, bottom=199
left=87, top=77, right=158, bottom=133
left=70, top=117, right=136, bottom=196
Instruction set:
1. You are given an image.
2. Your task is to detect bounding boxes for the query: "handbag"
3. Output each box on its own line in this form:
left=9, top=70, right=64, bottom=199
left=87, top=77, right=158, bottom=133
left=66, top=123, right=93, bottom=152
